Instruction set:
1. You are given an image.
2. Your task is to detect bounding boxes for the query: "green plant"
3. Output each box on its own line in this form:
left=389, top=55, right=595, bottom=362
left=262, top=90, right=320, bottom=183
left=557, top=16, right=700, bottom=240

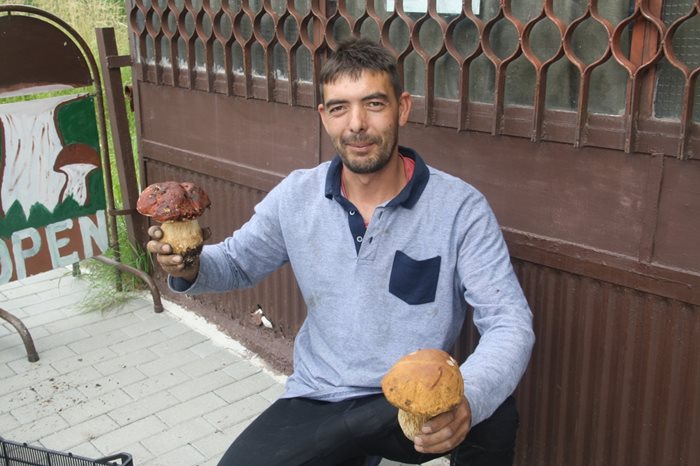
left=80, top=239, right=153, bottom=313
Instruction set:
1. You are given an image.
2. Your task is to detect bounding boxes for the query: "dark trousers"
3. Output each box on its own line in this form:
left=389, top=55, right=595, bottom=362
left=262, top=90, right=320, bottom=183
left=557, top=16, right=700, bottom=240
left=217, top=395, right=519, bottom=466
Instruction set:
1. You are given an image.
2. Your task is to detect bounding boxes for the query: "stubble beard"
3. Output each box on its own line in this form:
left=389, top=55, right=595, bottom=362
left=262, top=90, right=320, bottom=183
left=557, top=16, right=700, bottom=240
left=336, top=127, right=399, bottom=175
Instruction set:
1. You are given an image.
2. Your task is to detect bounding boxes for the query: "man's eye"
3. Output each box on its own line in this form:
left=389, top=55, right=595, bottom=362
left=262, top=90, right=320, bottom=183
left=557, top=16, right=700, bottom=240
left=367, top=101, right=386, bottom=109
left=328, top=106, right=345, bottom=114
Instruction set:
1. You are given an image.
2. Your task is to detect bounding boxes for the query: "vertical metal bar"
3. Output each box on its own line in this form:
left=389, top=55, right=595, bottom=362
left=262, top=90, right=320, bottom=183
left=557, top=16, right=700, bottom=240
left=288, top=26, right=299, bottom=106
left=638, top=152, right=664, bottom=263
left=146, top=6, right=163, bottom=85
left=611, top=1, right=666, bottom=153
left=457, top=58, right=469, bottom=131
left=531, top=70, right=546, bottom=142
left=492, top=63, right=506, bottom=135
left=445, top=5, right=482, bottom=132
left=220, top=3, right=236, bottom=96
left=638, top=0, right=664, bottom=120
left=574, top=70, right=591, bottom=148
left=266, top=45, right=274, bottom=102
left=678, top=73, right=698, bottom=159
left=182, top=6, right=196, bottom=89
left=526, top=0, right=566, bottom=142
left=565, top=1, right=615, bottom=149
left=623, top=74, right=641, bottom=153
left=282, top=2, right=297, bottom=105
left=235, top=3, right=254, bottom=98
left=421, top=0, right=438, bottom=126
left=260, top=2, right=275, bottom=103
left=620, top=4, right=645, bottom=153
left=446, top=29, right=468, bottom=130
left=96, top=27, right=149, bottom=248
left=129, top=0, right=148, bottom=82
left=521, top=6, right=546, bottom=142
left=168, top=33, right=181, bottom=86
left=484, top=1, right=523, bottom=137
left=287, top=46, right=297, bottom=105
left=480, top=5, right=506, bottom=136
left=200, top=7, right=215, bottom=93
left=310, top=0, right=327, bottom=108
left=424, top=57, right=436, bottom=126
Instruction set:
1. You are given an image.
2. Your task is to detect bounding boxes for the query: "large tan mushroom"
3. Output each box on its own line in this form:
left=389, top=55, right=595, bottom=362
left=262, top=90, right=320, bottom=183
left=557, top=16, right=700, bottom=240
left=381, top=348, right=464, bottom=440
left=136, top=181, right=211, bottom=267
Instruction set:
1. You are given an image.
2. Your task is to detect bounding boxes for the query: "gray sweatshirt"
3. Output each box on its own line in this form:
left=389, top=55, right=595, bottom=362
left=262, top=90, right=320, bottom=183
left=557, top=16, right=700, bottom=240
left=171, top=147, right=535, bottom=426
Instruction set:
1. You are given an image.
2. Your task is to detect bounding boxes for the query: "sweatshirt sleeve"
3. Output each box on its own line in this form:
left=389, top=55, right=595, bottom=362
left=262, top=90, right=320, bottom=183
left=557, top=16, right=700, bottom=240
left=168, top=178, right=290, bottom=295
left=457, top=193, right=535, bottom=426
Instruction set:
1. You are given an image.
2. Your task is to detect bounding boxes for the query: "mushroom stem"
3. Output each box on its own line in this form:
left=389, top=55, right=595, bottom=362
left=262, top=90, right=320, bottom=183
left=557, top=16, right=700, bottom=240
left=398, top=409, right=430, bottom=440
left=161, top=219, right=204, bottom=266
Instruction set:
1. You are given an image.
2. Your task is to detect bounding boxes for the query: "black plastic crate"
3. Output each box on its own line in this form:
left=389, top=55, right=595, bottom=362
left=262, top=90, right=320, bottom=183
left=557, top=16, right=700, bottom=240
left=0, top=438, right=132, bottom=466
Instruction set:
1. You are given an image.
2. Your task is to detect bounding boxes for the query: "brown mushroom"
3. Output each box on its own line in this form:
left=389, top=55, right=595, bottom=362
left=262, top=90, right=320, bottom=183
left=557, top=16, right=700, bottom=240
left=136, top=181, right=211, bottom=266
left=381, top=348, right=464, bottom=439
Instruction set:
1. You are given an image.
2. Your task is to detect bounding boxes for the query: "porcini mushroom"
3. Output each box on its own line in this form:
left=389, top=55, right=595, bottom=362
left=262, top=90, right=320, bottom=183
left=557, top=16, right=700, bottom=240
left=381, top=348, right=464, bottom=440
left=136, top=181, right=211, bottom=266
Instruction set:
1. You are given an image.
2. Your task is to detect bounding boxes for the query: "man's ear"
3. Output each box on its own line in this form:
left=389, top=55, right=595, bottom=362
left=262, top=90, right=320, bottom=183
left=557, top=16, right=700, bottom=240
left=318, top=103, right=329, bottom=130
left=398, top=92, right=412, bottom=126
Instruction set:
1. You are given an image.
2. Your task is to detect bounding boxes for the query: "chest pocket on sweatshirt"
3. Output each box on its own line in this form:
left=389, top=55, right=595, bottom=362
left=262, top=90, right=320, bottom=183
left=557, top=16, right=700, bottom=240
left=389, top=250, right=441, bottom=305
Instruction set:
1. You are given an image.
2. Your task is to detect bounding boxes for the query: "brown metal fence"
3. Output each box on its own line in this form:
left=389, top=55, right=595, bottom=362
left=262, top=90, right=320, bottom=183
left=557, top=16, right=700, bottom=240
left=128, top=0, right=698, bottom=158
left=125, top=1, right=700, bottom=465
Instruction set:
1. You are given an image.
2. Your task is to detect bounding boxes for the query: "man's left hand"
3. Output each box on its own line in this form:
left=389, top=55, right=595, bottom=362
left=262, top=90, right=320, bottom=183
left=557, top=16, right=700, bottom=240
left=413, top=397, right=472, bottom=454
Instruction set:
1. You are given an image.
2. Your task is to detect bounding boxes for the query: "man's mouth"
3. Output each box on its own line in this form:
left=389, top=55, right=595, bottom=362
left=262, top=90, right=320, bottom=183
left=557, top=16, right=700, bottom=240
left=343, top=138, right=378, bottom=152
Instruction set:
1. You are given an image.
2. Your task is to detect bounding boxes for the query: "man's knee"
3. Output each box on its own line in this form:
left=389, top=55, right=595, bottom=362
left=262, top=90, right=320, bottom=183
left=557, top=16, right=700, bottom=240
left=469, top=396, right=519, bottom=450
left=453, top=396, right=519, bottom=463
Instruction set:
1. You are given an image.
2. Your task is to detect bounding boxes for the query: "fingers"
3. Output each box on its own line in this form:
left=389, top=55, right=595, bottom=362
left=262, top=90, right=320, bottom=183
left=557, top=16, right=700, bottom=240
left=146, top=226, right=170, bottom=254
left=157, top=251, right=185, bottom=269
left=145, top=224, right=202, bottom=281
left=147, top=225, right=162, bottom=239
left=146, top=225, right=182, bottom=271
left=413, top=399, right=471, bottom=454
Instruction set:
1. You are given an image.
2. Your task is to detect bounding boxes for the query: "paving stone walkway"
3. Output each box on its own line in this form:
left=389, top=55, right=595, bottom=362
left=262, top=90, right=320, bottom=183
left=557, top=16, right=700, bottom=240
left=1, top=267, right=446, bottom=466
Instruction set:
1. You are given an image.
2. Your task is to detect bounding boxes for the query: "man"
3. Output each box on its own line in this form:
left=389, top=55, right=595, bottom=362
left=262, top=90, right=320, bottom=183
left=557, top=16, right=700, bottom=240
left=147, top=38, right=535, bottom=466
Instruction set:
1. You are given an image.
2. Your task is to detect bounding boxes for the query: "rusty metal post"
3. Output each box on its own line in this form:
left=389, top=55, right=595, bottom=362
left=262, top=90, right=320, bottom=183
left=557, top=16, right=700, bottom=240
left=0, top=308, right=39, bottom=362
left=96, top=27, right=148, bottom=247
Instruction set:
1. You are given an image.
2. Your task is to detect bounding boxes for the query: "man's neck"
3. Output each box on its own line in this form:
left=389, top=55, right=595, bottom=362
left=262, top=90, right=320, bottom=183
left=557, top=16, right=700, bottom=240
left=342, top=153, right=406, bottom=223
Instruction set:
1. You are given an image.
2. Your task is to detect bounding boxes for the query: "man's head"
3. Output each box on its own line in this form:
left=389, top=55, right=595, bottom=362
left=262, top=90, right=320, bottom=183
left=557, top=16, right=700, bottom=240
left=318, top=37, right=411, bottom=175
left=319, top=37, right=403, bottom=103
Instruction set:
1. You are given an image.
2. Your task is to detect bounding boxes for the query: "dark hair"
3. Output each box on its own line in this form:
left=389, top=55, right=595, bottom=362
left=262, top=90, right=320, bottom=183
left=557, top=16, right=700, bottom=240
left=319, top=37, right=403, bottom=100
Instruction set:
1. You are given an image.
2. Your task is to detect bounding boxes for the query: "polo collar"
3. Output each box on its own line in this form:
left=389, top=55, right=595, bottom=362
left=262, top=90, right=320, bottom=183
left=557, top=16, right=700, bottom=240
left=324, top=146, right=429, bottom=209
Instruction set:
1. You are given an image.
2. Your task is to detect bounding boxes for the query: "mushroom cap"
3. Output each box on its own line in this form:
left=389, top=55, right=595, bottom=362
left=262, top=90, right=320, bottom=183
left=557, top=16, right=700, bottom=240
left=53, top=143, right=100, bottom=170
left=136, top=181, right=211, bottom=223
left=381, top=349, right=464, bottom=417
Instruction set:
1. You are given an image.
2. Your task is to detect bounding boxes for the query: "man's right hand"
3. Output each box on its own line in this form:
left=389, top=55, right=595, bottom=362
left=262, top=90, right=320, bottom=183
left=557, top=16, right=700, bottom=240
left=146, top=225, right=200, bottom=283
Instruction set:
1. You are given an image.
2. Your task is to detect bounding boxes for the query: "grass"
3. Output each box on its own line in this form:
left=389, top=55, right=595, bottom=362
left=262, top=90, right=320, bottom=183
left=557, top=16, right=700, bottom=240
left=3, top=0, right=152, bottom=311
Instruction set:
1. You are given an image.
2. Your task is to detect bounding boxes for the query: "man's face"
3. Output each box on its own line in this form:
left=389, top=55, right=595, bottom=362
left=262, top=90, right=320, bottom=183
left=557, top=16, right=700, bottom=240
left=318, top=70, right=412, bottom=174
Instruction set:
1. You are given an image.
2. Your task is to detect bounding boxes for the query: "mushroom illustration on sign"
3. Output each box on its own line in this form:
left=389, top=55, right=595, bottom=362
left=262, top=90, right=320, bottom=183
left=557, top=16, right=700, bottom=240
left=53, top=143, right=101, bottom=206
left=381, top=348, right=465, bottom=440
left=136, top=181, right=211, bottom=267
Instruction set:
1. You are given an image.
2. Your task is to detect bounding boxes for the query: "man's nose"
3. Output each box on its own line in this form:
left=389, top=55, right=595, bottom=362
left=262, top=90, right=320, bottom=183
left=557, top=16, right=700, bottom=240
left=348, top=106, right=367, bottom=133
